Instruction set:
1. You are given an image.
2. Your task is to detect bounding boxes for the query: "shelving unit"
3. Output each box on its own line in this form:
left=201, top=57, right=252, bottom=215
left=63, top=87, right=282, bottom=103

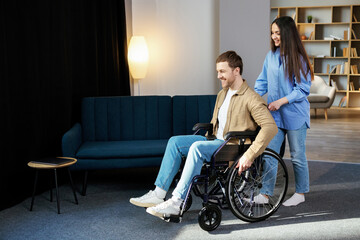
left=271, top=5, right=360, bottom=109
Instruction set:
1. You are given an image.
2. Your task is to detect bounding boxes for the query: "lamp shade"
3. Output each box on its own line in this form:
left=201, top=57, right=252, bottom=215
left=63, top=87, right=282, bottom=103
left=127, top=36, right=149, bottom=79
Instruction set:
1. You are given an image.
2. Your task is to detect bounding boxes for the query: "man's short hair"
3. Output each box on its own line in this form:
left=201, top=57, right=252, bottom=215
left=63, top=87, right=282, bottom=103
left=216, top=51, right=243, bottom=75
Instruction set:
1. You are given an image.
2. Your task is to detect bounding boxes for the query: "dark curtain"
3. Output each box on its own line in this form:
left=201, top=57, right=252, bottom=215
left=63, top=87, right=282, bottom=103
left=0, top=0, right=130, bottom=211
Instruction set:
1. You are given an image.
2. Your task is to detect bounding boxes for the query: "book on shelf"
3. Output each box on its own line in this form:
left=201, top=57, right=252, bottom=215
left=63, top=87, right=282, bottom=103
left=350, top=48, right=358, bottom=57
left=333, top=47, right=337, bottom=57
left=343, top=48, right=348, bottom=57
left=308, top=31, right=314, bottom=40
left=354, top=14, right=359, bottom=23
left=350, top=82, right=355, bottom=91
left=351, top=65, right=359, bottom=74
left=335, top=64, right=341, bottom=74
left=344, top=30, right=348, bottom=40
left=340, top=64, right=344, bottom=74
left=352, top=29, right=358, bottom=39
left=338, top=96, right=347, bottom=107
left=329, top=65, right=337, bottom=74
left=330, top=79, right=338, bottom=90
left=344, top=62, right=350, bottom=74
left=325, top=37, right=335, bottom=40
left=330, top=34, right=343, bottom=40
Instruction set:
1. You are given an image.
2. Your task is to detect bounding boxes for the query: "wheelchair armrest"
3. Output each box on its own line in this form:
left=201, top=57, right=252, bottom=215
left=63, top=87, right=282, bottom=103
left=192, top=123, right=213, bottom=132
left=224, top=130, right=258, bottom=141
left=192, top=123, right=213, bottom=136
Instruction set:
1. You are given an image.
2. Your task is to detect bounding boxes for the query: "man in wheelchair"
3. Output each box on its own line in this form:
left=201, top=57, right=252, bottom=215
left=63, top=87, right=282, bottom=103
left=130, top=51, right=278, bottom=222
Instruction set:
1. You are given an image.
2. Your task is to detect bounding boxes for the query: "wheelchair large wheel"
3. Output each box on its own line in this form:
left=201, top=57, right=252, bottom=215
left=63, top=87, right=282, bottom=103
left=226, top=148, right=288, bottom=222
left=198, top=204, right=222, bottom=231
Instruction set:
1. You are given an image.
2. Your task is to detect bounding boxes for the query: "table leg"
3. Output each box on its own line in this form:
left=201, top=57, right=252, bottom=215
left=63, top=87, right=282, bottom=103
left=54, top=168, right=60, bottom=214
left=68, top=168, right=78, bottom=204
left=50, top=176, right=53, bottom=202
left=82, top=171, right=88, bottom=196
left=30, top=169, right=39, bottom=211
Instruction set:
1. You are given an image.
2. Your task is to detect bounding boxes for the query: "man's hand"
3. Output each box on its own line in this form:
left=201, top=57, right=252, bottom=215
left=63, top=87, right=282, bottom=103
left=236, top=155, right=252, bottom=175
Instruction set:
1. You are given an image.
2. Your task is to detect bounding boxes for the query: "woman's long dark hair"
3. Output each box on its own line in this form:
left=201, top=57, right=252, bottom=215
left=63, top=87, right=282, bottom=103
left=271, top=16, right=314, bottom=83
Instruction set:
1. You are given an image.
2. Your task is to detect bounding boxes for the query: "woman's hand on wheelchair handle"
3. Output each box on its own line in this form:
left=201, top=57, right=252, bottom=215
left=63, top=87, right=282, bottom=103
left=236, top=155, right=252, bottom=175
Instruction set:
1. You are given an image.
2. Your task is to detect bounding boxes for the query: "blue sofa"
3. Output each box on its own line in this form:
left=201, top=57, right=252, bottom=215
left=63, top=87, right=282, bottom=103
left=62, top=95, right=216, bottom=193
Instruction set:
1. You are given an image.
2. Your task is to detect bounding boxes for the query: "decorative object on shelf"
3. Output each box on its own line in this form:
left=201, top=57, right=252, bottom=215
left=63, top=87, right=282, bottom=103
left=307, top=15, right=312, bottom=23
left=301, top=35, right=307, bottom=40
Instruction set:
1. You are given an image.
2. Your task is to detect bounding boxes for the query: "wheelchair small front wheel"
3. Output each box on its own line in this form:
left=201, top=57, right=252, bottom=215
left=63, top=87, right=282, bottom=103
left=198, top=205, right=222, bottom=231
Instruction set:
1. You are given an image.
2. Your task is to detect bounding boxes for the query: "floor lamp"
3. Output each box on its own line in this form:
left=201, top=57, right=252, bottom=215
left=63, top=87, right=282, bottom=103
left=128, top=36, right=149, bottom=96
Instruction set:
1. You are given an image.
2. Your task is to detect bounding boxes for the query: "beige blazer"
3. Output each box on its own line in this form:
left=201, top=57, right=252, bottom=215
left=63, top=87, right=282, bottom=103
left=210, top=80, right=278, bottom=162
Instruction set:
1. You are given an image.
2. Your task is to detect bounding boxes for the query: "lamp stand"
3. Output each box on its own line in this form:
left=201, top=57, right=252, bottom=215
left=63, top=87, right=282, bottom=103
left=137, top=79, right=141, bottom=96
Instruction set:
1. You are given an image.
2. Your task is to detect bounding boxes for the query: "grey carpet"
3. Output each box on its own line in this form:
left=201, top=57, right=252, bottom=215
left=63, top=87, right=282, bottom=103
left=1, top=160, right=360, bottom=240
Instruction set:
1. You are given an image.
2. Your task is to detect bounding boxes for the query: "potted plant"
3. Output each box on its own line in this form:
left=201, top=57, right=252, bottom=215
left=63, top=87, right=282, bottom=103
left=307, top=15, right=313, bottom=23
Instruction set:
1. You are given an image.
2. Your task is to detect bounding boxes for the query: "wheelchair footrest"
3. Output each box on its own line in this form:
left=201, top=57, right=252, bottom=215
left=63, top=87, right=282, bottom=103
left=164, top=215, right=182, bottom=223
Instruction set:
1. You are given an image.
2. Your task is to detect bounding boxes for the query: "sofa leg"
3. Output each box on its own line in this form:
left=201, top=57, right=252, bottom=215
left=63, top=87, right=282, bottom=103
left=314, top=108, right=317, bottom=117
left=82, top=170, right=88, bottom=196
left=324, top=109, right=328, bottom=120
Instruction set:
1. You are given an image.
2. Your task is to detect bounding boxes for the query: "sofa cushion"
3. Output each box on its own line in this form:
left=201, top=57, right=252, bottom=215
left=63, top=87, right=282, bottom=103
left=308, top=94, right=329, bottom=103
left=172, top=95, right=217, bottom=135
left=81, top=96, right=172, bottom=141
left=76, top=139, right=169, bottom=159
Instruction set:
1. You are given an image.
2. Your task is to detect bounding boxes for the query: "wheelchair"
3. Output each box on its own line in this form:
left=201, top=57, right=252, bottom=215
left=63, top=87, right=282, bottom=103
left=165, top=123, right=288, bottom=231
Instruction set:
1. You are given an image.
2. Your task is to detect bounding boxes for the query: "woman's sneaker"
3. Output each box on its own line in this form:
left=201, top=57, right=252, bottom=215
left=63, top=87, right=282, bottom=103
left=129, top=190, right=164, bottom=207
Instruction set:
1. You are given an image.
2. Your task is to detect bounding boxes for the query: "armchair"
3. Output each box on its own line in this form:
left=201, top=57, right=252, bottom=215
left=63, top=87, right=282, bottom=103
left=307, top=75, right=336, bottom=120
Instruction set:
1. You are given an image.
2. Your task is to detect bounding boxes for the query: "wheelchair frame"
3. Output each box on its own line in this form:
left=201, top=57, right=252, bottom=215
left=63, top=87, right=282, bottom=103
left=164, top=123, right=288, bottom=231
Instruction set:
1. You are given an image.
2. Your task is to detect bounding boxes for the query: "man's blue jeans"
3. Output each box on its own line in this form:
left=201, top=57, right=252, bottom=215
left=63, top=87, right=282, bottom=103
left=261, top=123, right=309, bottom=195
left=154, top=135, right=224, bottom=200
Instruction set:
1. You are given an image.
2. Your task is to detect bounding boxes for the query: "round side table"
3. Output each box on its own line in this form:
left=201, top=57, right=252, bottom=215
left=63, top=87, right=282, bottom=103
left=28, top=157, right=78, bottom=214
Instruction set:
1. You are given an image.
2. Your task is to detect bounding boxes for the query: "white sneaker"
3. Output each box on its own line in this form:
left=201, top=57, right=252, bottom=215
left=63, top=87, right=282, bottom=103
left=146, top=199, right=181, bottom=219
left=244, top=194, right=269, bottom=204
left=282, top=193, right=305, bottom=207
left=129, top=190, right=164, bottom=207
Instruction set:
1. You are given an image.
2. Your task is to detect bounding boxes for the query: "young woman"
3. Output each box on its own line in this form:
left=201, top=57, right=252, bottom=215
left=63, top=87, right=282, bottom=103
left=254, top=16, right=314, bottom=206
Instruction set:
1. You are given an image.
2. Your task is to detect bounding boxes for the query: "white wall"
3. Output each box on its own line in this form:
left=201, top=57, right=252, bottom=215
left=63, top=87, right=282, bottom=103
left=219, top=0, right=270, bottom=89
left=129, top=0, right=219, bottom=96
left=271, top=0, right=360, bottom=7
left=127, top=0, right=354, bottom=95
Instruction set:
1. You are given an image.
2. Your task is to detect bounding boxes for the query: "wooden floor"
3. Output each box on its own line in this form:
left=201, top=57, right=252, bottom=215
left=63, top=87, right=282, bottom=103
left=283, top=108, right=360, bottom=163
